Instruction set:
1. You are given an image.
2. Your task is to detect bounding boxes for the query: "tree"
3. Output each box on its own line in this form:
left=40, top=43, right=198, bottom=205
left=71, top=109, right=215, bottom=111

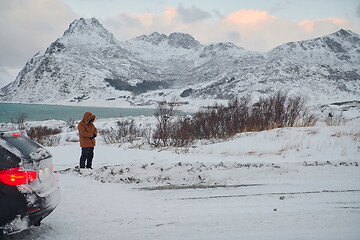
left=11, top=112, right=27, bottom=130
left=152, top=101, right=177, bottom=147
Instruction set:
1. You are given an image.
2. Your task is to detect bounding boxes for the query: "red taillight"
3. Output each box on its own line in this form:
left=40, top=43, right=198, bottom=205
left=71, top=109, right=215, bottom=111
left=0, top=167, right=37, bottom=186
left=27, top=208, right=40, bottom=214
left=11, top=132, right=23, bottom=137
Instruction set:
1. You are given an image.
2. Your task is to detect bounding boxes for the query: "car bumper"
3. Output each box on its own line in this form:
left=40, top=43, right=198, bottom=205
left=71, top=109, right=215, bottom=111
left=0, top=186, right=60, bottom=235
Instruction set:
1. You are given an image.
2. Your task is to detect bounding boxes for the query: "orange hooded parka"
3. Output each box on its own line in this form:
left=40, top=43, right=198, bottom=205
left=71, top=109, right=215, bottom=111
left=78, top=112, right=98, bottom=148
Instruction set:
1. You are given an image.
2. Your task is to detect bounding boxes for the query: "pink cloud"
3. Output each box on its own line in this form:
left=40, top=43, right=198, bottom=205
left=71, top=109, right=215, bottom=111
left=106, top=7, right=358, bottom=52
left=127, top=12, right=156, bottom=27
left=299, top=18, right=352, bottom=33
left=164, top=7, right=177, bottom=19
left=225, top=9, right=276, bottom=26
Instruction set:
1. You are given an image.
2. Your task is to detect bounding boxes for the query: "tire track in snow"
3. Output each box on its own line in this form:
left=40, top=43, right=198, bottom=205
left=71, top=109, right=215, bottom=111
left=178, top=189, right=360, bottom=200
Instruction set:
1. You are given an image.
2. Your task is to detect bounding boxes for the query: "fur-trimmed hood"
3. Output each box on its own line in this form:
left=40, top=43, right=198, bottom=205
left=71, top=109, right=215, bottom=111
left=82, top=112, right=96, bottom=124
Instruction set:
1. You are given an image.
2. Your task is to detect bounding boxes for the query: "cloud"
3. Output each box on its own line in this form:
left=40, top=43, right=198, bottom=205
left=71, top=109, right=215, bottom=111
left=177, top=4, right=211, bottom=23
left=0, top=0, right=76, bottom=69
left=298, top=18, right=353, bottom=37
left=106, top=7, right=358, bottom=52
left=225, top=9, right=275, bottom=26
left=2, top=1, right=358, bottom=72
left=212, top=9, right=224, bottom=19
left=105, top=10, right=175, bottom=39
left=226, top=31, right=242, bottom=43
left=270, top=0, right=292, bottom=13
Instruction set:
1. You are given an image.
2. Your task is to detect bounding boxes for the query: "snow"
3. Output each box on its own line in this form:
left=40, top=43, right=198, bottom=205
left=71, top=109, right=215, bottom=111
left=4, top=116, right=360, bottom=239
left=29, top=148, right=50, bottom=160
left=2, top=216, right=29, bottom=235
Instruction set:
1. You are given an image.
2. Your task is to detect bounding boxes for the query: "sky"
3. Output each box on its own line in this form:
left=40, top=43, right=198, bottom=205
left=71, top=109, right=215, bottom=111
left=0, top=0, right=360, bottom=84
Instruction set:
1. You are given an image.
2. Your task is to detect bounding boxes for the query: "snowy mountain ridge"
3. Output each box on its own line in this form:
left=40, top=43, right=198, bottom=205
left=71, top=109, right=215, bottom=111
left=135, top=31, right=201, bottom=49
left=0, top=17, right=359, bottom=108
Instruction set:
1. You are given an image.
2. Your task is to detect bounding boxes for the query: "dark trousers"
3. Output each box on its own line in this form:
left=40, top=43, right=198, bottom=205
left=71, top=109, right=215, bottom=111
left=80, top=147, right=94, bottom=168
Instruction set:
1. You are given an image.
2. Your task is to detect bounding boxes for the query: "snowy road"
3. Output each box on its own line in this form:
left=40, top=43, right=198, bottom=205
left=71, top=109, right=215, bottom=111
left=5, top=167, right=360, bottom=240
left=3, top=121, right=360, bottom=239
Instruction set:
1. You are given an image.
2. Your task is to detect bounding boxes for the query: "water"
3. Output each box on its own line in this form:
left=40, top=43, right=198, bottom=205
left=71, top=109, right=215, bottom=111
left=0, top=103, right=156, bottom=123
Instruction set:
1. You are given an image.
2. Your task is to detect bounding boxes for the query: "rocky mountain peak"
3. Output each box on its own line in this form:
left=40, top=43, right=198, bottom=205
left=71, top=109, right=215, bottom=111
left=62, top=17, right=116, bottom=45
left=168, top=32, right=201, bottom=49
left=64, top=18, right=99, bottom=35
left=326, top=29, right=360, bottom=47
left=135, top=32, right=201, bottom=49
left=203, top=42, right=242, bottom=52
left=268, top=28, right=360, bottom=61
left=332, top=29, right=356, bottom=38
left=136, top=32, right=168, bottom=45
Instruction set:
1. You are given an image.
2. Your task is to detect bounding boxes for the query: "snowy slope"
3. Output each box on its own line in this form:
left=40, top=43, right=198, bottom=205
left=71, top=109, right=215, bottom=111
left=0, top=18, right=359, bottom=109
left=4, top=117, right=360, bottom=240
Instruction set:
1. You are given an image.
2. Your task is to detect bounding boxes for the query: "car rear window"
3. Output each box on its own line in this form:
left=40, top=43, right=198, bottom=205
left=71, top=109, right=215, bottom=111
left=0, top=133, right=51, bottom=161
left=0, top=145, right=21, bottom=170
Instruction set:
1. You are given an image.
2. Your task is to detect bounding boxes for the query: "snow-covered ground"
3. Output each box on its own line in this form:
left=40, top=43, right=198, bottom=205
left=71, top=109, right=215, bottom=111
left=4, top=116, right=360, bottom=240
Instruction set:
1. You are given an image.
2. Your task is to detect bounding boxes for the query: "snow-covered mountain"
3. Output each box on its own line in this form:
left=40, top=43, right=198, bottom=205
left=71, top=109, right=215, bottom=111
left=1, top=17, right=359, bottom=107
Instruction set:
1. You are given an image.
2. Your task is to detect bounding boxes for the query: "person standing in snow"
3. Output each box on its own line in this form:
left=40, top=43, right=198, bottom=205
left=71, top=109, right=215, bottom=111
left=78, top=112, right=98, bottom=169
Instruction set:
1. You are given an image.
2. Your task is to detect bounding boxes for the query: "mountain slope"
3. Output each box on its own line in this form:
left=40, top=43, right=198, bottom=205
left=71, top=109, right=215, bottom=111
left=0, top=18, right=164, bottom=103
left=194, top=29, right=360, bottom=101
left=0, top=18, right=359, bottom=107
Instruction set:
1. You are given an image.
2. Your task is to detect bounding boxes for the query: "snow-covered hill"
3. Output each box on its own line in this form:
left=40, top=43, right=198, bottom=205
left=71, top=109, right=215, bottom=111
left=0, top=17, right=359, bottom=108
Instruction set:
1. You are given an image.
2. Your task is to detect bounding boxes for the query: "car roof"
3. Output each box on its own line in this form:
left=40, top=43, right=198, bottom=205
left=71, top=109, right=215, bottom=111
left=0, top=128, right=19, bottom=133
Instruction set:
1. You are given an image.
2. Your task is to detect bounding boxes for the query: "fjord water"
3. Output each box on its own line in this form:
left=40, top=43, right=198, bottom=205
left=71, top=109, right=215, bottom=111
left=0, top=103, right=155, bottom=123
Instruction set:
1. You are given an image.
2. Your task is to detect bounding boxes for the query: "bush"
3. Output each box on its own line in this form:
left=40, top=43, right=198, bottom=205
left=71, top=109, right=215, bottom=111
left=147, top=102, right=177, bottom=147
left=102, top=92, right=317, bottom=148
left=100, top=118, right=145, bottom=144
left=26, top=126, right=62, bottom=146
left=166, top=91, right=317, bottom=145
left=11, top=112, right=27, bottom=130
left=325, top=112, right=343, bottom=126
left=248, top=92, right=308, bottom=131
left=169, top=116, right=195, bottom=147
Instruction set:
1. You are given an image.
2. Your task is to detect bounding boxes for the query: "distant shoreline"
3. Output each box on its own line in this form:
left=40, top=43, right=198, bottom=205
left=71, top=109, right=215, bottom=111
left=0, top=102, right=157, bottom=123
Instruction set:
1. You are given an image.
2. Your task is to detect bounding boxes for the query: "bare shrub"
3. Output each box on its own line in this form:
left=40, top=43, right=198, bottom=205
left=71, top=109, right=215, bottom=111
left=11, top=112, right=27, bottom=130
left=248, top=92, right=307, bottom=130
left=99, top=129, right=116, bottom=144
left=26, top=126, right=62, bottom=146
left=298, top=109, right=318, bottom=127
left=100, top=118, right=145, bottom=144
left=170, top=116, right=195, bottom=147
left=325, top=112, right=343, bottom=126
left=149, top=102, right=177, bottom=147
left=98, top=92, right=317, bottom=148
left=66, top=118, right=77, bottom=130
left=248, top=92, right=317, bottom=130
left=226, top=96, right=251, bottom=133
left=168, top=91, right=316, bottom=144
left=190, top=104, right=234, bottom=139
left=43, top=135, right=61, bottom=146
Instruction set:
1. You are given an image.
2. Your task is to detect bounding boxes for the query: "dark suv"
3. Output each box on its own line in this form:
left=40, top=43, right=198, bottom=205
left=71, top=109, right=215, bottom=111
left=0, top=129, right=60, bottom=235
